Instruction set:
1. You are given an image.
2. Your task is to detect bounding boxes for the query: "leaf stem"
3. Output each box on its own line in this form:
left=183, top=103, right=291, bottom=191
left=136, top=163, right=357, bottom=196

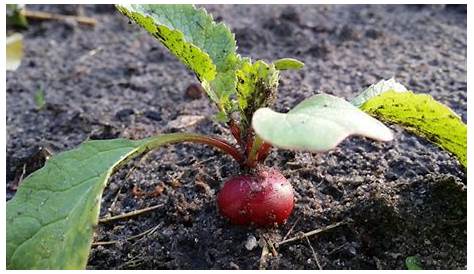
left=228, top=119, right=243, bottom=147
left=142, top=133, right=244, bottom=164
left=256, top=142, right=272, bottom=162
left=246, top=134, right=263, bottom=168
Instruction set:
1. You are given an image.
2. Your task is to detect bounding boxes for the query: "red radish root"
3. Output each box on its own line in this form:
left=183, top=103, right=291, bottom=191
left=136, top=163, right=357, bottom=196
left=217, top=167, right=294, bottom=226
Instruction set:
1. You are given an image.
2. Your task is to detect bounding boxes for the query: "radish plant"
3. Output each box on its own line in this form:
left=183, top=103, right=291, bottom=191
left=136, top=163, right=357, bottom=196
left=6, top=4, right=466, bottom=269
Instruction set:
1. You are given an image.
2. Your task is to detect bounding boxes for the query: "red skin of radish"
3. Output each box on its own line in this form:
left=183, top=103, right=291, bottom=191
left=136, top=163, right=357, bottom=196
left=217, top=167, right=294, bottom=227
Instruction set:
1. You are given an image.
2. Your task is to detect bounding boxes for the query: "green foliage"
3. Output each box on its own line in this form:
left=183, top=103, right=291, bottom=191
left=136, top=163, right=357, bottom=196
left=6, top=133, right=220, bottom=269
left=405, top=256, right=423, bottom=270
left=360, top=90, right=467, bottom=168
left=236, top=59, right=279, bottom=130
left=116, top=4, right=240, bottom=114
left=252, top=94, right=393, bottom=152
left=116, top=4, right=304, bottom=128
left=6, top=33, right=23, bottom=71
left=7, top=4, right=28, bottom=28
left=273, top=58, right=304, bottom=70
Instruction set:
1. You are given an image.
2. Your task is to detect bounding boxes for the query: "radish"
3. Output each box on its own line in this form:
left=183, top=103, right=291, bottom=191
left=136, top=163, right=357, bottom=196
left=217, top=167, right=294, bottom=226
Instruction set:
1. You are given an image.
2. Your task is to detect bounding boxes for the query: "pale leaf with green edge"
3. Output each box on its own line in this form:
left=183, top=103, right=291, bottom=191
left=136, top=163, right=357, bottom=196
left=360, top=90, right=467, bottom=168
left=273, top=58, right=304, bottom=70
left=252, top=94, right=393, bottom=152
left=116, top=4, right=240, bottom=113
left=351, top=78, right=407, bottom=107
left=7, top=33, right=23, bottom=71
left=6, top=133, right=219, bottom=269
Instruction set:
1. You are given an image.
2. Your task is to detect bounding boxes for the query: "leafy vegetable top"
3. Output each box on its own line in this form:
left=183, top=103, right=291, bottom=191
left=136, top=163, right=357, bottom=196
left=116, top=4, right=305, bottom=124
left=116, top=4, right=240, bottom=113
left=353, top=79, right=467, bottom=168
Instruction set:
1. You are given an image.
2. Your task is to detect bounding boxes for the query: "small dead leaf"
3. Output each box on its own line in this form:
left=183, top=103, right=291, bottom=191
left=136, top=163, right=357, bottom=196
left=132, top=185, right=144, bottom=198
left=148, top=184, right=165, bottom=197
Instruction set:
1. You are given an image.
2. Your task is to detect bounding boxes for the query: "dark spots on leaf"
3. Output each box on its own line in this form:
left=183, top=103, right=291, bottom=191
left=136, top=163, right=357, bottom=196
left=195, top=73, right=202, bottom=82
left=154, top=31, right=165, bottom=41
left=196, top=21, right=204, bottom=30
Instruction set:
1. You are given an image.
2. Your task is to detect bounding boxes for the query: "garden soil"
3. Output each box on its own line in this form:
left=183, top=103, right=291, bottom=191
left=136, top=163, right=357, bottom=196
left=6, top=4, right=466, bottom=270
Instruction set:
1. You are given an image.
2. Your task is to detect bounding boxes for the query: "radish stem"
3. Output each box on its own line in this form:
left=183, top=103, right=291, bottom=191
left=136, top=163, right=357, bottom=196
left=143, top=133, right=244, bottom=164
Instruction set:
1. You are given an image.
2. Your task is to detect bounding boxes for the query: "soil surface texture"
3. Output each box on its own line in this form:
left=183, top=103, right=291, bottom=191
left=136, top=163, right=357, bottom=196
left=6, top=4, right=466, bottom=270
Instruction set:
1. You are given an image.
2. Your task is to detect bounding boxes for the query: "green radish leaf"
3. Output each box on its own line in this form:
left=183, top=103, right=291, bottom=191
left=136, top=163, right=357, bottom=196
left=273, top=58, right=304, bottom=70
left=360, top=90, right=467, bottom=168
left=351, top=78, right=408, bottom=107
left=236, top=59, right=279, bottom=128
left=252, top=94, right=393, bottom=152
left=6, top=33, right=23, bottom=71
left=116, top=4, right=240, bottom=113
left=6, top=133, right=222, bottom=269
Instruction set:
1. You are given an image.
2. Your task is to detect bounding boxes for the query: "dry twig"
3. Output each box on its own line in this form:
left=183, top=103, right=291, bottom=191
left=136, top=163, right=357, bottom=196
left=282, top=216, right=301, bottom=242
left=258, top=240, right=270, bottom=270
left=277, top=219, right=349, bottom=246
left=23, top=9, right=97, bottom=26
left=305, top=236, right=322, bottom=270
left=99, top=204, right=164, bottom=223
left=92, top=224, right=160, bottom=246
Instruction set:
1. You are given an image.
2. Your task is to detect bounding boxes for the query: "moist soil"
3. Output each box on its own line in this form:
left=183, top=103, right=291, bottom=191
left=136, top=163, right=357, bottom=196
left=6, top=4, right=467, bottom=270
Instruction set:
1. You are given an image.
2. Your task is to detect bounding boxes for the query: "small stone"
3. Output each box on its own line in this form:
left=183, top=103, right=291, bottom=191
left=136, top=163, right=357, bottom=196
left=365, top=28, right=383, bottom=39
left=338, top=25, right=361, bottom=41
left=185, top=83, right=204, bottom=99
left=115, top=108, right=135, bottom=121
left=144, top=110, right=162, bottom=121
left=280, top=7, right=300, bottom=24
left=108, top=182, right=119, bottom=192
left=229, top=262, right=240, bottom=270
left=245, top=235, right=258, bottom=250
